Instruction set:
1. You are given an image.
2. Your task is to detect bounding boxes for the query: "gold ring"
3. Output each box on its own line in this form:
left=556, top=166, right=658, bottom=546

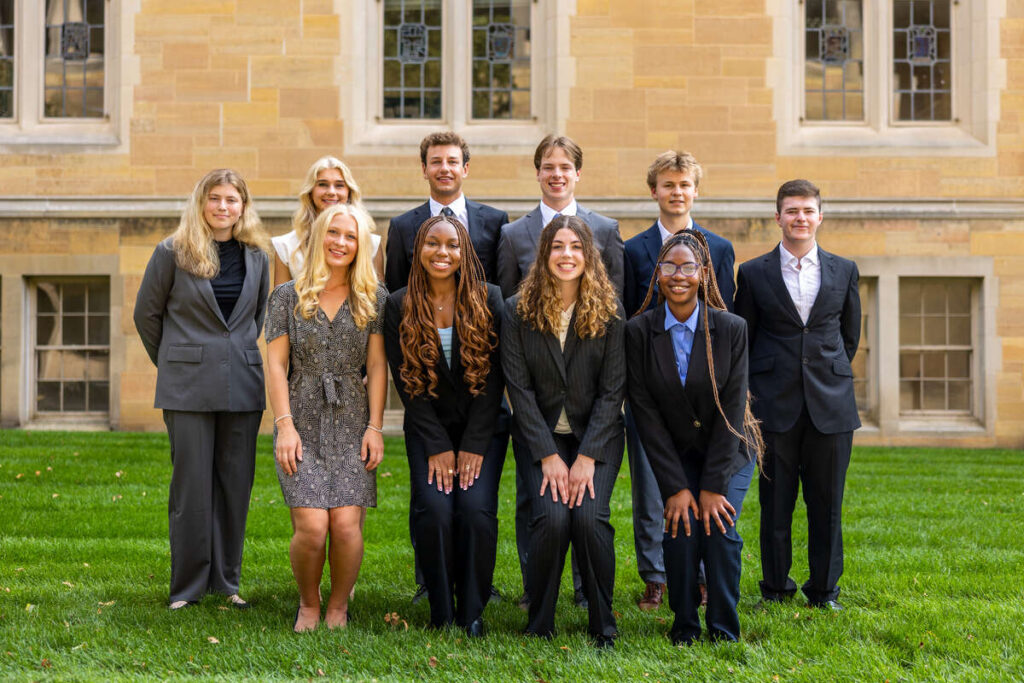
left=447, top=469, right=454, bottom=474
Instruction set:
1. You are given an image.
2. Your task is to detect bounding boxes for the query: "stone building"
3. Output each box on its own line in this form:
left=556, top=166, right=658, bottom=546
left=0, top=0, right=1021, bottom=447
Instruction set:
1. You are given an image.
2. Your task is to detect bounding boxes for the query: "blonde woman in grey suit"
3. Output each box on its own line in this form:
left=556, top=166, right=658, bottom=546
left=134, top=168, right=271, bottom=611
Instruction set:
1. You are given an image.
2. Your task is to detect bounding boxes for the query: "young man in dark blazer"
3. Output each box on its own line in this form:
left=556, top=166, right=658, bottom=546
left=384, top=131, right=510, bottom=604
left=385, top=131, right=510, bottom=291
left=622, top=151, right=737, bottom=611
left=734, top=179, right=861, bottom=610
left=496, top=135, right=624, bottom=607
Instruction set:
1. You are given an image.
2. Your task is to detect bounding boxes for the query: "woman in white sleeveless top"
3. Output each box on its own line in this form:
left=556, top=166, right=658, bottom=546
left=272, top=156, right=383, bottom=286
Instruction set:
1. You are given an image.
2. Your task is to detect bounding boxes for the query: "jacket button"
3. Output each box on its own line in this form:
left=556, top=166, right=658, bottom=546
left=803, top=327, right=809, bottom=334
left=693, top=419, right=701, bottom=428
left=223, top=332, right=229, bottom=338
left=802, top=357, right=809, bottom=364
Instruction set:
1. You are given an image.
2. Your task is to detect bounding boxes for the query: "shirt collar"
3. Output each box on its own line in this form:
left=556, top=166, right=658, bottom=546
left=429, top=194, right=467, bottom=219
left=779, top=241, right=819, bottom=268
left=540, top=199, right=577, bottom=226
left=657, top=217, right=694, bottom=244
left=664, top=299, right=700, bottom=334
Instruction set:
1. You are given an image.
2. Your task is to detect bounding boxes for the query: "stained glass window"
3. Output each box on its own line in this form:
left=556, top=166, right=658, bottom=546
left=471, top=0, right=531, bottom=119
left=383, top=0, right=443, bottom=119
left=893, top=0, right=951, bottom=121
left=44, top=0, right=105, bottom=118
left=804, top=0, right=864, bottom=121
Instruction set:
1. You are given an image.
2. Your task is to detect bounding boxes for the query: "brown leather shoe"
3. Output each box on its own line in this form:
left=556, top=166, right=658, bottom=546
left=637, top=581, right=665, bottom=611
left=699, top=583, right=708, bottom=607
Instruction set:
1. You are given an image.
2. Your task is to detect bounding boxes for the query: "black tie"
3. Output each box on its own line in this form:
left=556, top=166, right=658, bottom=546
left=441, top=207, right=455, bottom=217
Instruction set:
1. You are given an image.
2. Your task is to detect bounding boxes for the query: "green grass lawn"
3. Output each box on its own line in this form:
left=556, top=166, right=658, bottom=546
left=1, top=430, right=1023, bottom=681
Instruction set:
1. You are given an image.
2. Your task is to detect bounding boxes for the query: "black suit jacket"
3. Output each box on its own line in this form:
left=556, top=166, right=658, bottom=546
left=384, top=199, right=510, bottom=292
left=623, top=220, right=736, bottom=317
left=501, top=295, right=625, bottom=464
left=734, top=245, right=861, bottom=435
left=384, top=283, right=505, bottom=457
left=625, top=304, right=749, bottom=498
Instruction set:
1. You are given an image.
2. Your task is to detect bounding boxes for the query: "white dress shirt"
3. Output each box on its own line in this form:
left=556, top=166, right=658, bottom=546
left=657, top=217, right=694, bottom=244
left=779, top=242, right=821, bottom=324
left=429, top=193, right=469, bottom=228
left=540, top=199, right=578, bottom=227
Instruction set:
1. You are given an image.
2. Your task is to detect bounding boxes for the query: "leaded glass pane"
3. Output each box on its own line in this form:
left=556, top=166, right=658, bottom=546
left=471, top=0, right=531, bottom=120
left=44, top=0, right=105, bottom=118
left=804, top=0, right=863, bottom=121
left=0, top=0, right=13, bottom=118
left=382, top=0, right=442, bottom=119
left=893, top=0, right=951, bottom=121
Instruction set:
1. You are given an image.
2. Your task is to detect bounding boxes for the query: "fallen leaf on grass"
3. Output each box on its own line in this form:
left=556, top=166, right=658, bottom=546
left=115, top=471, right=123, bottom=478
left=71, top=644, right=85, bottom=651
left=99, top=601, right=115, bottom=606
left=40, top=659, right=51, bottom=668
left=15, top=568, right=24, bottom=572
left=317, top=668, right=325, bottom=677
left=208, top=637, right=220, bottom=644
left=559, top=646, right=570, bottom=651
left=380, top=472, right=393, bottom=478
left=15, top=473, right=23, bottom=479
left=83, top=563, right=89, bottom=568
left=428, top=656, right=438, bottom=668
left=25, top=604, right=35, bottom=612
left=52, top=494, right=59, bottom=498
left=35, top=471, right=41, bottom=476
left=62, top=581, right=74, bottom=588
left=218, top=606, right=229, bottom=611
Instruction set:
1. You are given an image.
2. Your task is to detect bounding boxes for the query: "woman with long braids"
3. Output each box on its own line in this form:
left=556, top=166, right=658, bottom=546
left=501, top=215, right=625, bottom=648
left=383, top=215, right=506, bottom=636
left=625, top=229, right=763, bottom=645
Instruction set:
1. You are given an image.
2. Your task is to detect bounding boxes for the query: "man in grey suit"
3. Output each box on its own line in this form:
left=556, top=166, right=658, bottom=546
left=497, top=135, right=624, bottom=608
left=497, top=135, right=624, bottom=298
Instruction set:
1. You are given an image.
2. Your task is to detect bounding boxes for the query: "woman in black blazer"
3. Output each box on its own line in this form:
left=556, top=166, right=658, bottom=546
left=384, top=215, right=507, bottom=636
left=133, top=168, right=270, bottom=610
left=501, top=215, right=624, bottom=648
left=625, top=230, right=763, bottom=645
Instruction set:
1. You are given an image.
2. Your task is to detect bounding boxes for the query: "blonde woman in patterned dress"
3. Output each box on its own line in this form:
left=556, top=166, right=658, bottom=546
left=265, top=203, right=388, bottom=632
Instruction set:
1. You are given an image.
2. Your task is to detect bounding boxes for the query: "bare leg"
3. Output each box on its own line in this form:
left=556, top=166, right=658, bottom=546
left=325, top=505, right=364, bottom=629
left=290, top=507, right=329, bottom=632
left=350, top=508, right=366, bottom=599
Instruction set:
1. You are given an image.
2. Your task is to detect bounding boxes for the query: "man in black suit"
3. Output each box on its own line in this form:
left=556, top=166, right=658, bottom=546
left=385, top=131, right=510, bottom=290
left=622, top=151, right=737, bottom=611
left=384, top=131, right=510, bottom=604
left=735, top=179, right=861, bottom=610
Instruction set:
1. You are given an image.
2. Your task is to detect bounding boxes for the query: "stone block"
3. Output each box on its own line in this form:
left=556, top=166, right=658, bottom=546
left=162, top=42, right=210, bottom=70
left=693, top=17, right=772, bottom=46
left=223, top=101, right=279, bottom=127
left=280, top=88, right=340, bottom=119
left=251, top=56, right=335, bottom=88
left=131, top=135, right=195, bottom=167
left=175, top=69, right=248, bottom=102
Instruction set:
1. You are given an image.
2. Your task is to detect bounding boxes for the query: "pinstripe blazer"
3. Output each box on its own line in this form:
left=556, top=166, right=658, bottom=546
left=501, top=294, right=625, bottom=464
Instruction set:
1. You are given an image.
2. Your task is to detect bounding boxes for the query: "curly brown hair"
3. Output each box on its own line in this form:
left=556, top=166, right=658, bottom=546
left=516, top=215, right=618, bottom=339
left=399, top=215, right=496, bottom=399
left=637, top=229, right=765, bottom=466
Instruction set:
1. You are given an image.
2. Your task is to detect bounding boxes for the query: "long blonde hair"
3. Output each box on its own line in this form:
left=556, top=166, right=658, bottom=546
left=516, top=215, right=618, bottom=339
left=294, top=204, right=380, bottom=329
left=290, top=156, right=364, bottom=271
left=171, top=168, right=269, bottom=278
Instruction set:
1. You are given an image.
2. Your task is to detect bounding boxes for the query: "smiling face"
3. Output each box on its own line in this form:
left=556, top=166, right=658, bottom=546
left=323, top=213, right=359, bottom=270
left=422, top=144, right=468, bottom=202
left=652, top=169, right=699, bottom=221
left=419, top=219, right=462, bottom=282
left=203, top=183, right=243, bottom=237
left=311, top=168, right=350, bottom=214
left=537, top=147, right=580, bottom=210
left=776, top=195, right=822, bottom=256
left=547, top=226, right=586, bottom=284
left=658, top=244, right=702, bottom=310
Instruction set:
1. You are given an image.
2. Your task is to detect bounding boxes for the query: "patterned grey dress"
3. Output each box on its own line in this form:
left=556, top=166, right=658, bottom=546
left=265, top=282, right=387, bottom=509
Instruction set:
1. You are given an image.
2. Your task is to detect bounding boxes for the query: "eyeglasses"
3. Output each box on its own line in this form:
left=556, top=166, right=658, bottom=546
left=657, top=261, right=700, bottom=278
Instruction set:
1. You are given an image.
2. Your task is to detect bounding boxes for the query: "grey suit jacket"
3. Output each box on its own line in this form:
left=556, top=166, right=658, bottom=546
left=134, top=237, right=270, bottom=412
left=496, top=204, right=624, bottom=299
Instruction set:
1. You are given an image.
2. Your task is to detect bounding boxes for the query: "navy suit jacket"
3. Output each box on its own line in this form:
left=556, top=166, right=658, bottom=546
left=384, top=199, right=509, bottom=293
left=623, top=220, right=735, bottom=317
left=734, top=245, right=861, bottom=435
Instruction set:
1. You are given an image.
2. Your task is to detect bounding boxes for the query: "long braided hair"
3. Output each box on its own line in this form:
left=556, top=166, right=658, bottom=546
left=398, top=215, right=496, bottom=399
left=636, top=230, right=764, bottom=466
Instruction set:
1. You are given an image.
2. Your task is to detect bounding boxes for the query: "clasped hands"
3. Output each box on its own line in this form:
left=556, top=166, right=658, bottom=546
left=539, top=453, right=595, bottom=509
left=427, top=450, right=483, bottom=494
left=663, top=488, right=736, bottom=538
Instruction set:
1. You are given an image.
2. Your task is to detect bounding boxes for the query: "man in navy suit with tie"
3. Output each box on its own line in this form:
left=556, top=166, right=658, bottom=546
left=735, top=179, right=861, bottom=611
left=622, top=151, right=736, bottom=611
left=385, top=131, right=510, bottom=605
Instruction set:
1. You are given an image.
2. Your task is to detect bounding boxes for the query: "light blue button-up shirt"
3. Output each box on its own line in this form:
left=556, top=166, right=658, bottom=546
left=664, top=300, right=700, bottom=386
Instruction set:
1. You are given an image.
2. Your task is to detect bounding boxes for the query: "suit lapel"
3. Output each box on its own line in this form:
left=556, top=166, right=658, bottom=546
left=682, top=309, right=711, bottom=408
left=563, top=308, right=579, bottom=367
left=465, top=199, right=480, bottom=238
left=435, top=326, right=458, bottom=388
left=525, top=207, right=544, bottom=253
left=196, top=272, right=228, bottom=329
left=225, top=245, right=259, bottom=328
left=763, top=247, right=804, bottom=325
left=651, top=306, right=693, bottom=413
left=805, top=248, right=836, bottom=324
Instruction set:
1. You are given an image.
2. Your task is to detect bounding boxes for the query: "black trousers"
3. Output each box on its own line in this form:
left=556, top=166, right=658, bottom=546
left=407, top=427, right=506, bottom=628
left=162, top=410, right=261, bottom=603
left=664, top=459, right=754, bottom=643
left=758, top=405, right=853, bottom=603
left=518, top=432, right=622, bottom=638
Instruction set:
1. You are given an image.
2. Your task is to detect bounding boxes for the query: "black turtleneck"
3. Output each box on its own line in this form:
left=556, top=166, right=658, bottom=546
left=211, top=238, right=246, bottom=321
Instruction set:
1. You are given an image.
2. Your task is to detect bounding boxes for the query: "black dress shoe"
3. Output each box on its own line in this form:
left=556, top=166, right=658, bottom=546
left=808, top=599, right=844, bottom=611
left=517, top=593, right=530, bottom=611
left=465, top=617, right=485, bottom=638
left=592, top=634, right=616, bottom=650
left=754, top=595, right=789, bottom=611
left=670, top=630, right=699, bottom=647
left=411, top=585, right=429, bottom=605
left=574, top=590, right=589, bottom=609
left=487, top=585, right=502, bottom=604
